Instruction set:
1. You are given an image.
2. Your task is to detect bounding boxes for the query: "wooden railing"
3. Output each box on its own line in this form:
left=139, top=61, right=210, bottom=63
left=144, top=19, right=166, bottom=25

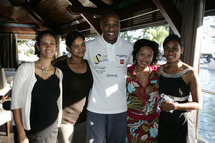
left=202, top=89, right=215, bottom=95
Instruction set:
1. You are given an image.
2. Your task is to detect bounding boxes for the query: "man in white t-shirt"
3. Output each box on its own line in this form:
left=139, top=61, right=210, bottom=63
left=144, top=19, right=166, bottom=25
left=84, top=11, right=133, bottom=143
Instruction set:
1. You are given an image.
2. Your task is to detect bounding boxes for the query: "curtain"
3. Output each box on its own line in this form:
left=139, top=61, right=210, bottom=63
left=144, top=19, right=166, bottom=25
left=0, top=33, right=18, bottom=68
left=180, top=0, right=206, bottom=66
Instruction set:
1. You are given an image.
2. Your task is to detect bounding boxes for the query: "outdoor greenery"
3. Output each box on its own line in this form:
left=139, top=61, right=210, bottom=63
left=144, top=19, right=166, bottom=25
left=17, top=40, right=36, bottom=61
left=203, top=16, right=215, bottom=42
left=17, top=40, right=35, bottom=56
left=120, top=25, right=169, bottom=60
left=120, top=25, right=169, bottom=46
left=144, top=25, right=169, bottom=47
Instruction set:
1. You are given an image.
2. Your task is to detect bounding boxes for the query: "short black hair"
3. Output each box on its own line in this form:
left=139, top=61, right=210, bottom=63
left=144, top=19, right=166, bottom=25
left=101, top=11, right=120, bottom=22
left=133, top=39, right=159, bottom=65
left=34, top=30, right=56, bottom=57
left=65, top=31, right=85, bottom=48
left=163, top=34, right=183, bottom=48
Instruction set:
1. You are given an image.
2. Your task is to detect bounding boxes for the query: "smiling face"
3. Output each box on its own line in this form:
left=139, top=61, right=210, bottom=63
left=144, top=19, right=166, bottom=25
left=100, top=13, right=120, bottom=44
left=68, top=36, right=86, bottom=58
left=37, top=34, right=57, bottom=59
left=163, top=40, right=184, bottom=63
left=136, top=46, right=154, bottom=69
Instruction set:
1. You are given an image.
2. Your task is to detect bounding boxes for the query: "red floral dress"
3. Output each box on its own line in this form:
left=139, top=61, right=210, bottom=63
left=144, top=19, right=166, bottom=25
left=126, top=64, right=160, bottom=143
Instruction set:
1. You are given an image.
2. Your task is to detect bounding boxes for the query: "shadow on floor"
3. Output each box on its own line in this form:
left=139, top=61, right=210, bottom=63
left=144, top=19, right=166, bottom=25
left=0, top=121, right=14, bottom=143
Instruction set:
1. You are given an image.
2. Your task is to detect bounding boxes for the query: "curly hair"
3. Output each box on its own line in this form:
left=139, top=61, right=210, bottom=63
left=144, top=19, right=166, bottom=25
left=132, top=39, right=159, bottom=65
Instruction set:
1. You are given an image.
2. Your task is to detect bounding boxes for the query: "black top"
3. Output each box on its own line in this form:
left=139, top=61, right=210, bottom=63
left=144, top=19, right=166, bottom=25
left=159, top=65, right=191, bottom=100
left=159, top=76, right=190, bottom=99
left=28, top=69, right=60, bottom=134
left=55, top=59, right=93, bottom=124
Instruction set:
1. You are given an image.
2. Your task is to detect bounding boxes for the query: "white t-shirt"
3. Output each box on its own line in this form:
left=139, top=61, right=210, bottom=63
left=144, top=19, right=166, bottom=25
left=85, top=35, right=133, bottom=114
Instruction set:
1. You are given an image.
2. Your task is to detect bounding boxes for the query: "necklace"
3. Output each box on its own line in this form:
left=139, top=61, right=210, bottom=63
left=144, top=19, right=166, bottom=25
left=37, top=61, right=52, bottom=75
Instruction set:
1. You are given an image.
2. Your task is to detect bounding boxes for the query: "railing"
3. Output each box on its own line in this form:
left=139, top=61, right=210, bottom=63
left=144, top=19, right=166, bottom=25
left=197, top=89, right=215, bottom=143
left=202, top=89, right=215, bottom=95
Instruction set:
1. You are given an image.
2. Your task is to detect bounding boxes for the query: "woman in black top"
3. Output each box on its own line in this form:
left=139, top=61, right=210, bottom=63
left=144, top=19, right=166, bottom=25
left=156, top=34, right=202, bottom=143
left=53, top=31, right=93, bottom=143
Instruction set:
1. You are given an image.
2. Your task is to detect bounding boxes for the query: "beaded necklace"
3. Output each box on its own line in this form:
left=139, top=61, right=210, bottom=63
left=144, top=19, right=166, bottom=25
left=37, top=61, right=52, bottom=75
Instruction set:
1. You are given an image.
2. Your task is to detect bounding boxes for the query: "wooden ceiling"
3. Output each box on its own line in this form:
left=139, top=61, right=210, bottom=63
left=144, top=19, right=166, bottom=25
left=0, top=0, right=214, bottom=39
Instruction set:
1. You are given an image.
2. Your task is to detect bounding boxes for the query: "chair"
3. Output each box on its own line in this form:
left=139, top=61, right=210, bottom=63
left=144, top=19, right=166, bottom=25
left=0, top=68, right=12, bottom=136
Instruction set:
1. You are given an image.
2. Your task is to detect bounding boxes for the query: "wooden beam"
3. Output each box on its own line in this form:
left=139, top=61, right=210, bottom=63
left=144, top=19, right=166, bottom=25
left=121, top=19, right=166, bottom=32
left=20, top=1, right=59, bottom=34
left=67, top=5, right=103, bottom=16
left=28, top=0, right=42, bottom=7
left=89, top=0, right=109, bottom=9
left=68, top=0, right=83, bottom=7
left=152, top=0, right=182, bottom=35
left=17, top=34, right=36, bottom=40
left=0, top=23, right=49, bottom=34
left=81, top=14, right=102, bottom=36
left=20, top=2, right=45, bottom=26
left=116, top=0, right=156, bottom=20
left=205, top=0, right=215, bottom=16
left=67, top=0, right=102, bottom=36
left=0, top=26, right=36, bottom=33
left=59, top=18, right=85, bottom=30
left=61, top=22, right=90, bottom=35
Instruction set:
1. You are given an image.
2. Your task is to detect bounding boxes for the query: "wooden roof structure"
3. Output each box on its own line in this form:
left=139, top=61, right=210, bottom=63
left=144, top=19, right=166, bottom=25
left=0, top=0, right=214, bottom=39
left=0, top=0, right=215, bottom=69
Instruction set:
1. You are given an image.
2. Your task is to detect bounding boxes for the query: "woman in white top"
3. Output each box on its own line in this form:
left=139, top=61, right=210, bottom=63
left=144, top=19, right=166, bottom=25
left=11, top=30, right=62, bottom=143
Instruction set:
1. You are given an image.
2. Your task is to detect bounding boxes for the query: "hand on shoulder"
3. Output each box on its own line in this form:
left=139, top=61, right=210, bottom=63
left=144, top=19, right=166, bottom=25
left=52, top=55, right=67, bottom=65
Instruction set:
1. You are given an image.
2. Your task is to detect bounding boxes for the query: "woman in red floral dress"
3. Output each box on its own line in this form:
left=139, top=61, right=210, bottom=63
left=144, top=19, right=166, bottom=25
left=126, top=39, right=160, bottom=143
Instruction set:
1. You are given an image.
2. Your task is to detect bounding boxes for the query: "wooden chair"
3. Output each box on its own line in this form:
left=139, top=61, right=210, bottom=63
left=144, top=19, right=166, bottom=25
left=0, top=68, right=12, bottom=136
left=0, top=97, right=12, bottom=136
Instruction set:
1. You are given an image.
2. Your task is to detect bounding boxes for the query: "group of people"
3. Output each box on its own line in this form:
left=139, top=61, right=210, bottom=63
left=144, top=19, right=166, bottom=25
left=10, top=11, right=202, bottom=143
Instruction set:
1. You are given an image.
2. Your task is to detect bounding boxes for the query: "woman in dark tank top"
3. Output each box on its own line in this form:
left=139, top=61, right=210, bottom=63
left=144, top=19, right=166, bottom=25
left=156, top=34, right=202, bottom=143
left=53, top=31, right=93, bottom=143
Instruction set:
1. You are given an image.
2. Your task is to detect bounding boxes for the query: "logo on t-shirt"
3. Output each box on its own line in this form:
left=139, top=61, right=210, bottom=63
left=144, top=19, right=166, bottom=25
left=106, top=74, right=118, bottom=78
left=93, top=54, right=101, bottom=64
left=116, top=54, right=128, bottom=58
left=120, top=59, right=124, bottom=64
left=93, top=54, right=108, bottom=64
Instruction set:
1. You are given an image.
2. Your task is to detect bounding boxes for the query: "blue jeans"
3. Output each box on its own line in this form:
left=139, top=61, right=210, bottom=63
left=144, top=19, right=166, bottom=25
left=86, top=110, right=127, bottom=143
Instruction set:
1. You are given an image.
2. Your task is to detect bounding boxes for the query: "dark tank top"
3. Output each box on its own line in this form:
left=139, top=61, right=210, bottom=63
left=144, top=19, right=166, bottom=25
left=55, top=59, right=93, bottom=124
left=28, top=68, right=60, bottom=134
left=159, top=65, right=191, bottom=100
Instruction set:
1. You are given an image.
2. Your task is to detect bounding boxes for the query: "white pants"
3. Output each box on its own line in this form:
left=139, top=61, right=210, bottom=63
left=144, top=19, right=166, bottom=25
left=58, top=124, right=74, bottom=143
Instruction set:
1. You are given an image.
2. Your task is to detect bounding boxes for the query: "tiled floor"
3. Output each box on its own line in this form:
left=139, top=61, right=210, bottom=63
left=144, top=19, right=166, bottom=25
left=0, top=122, right=14, bottom=143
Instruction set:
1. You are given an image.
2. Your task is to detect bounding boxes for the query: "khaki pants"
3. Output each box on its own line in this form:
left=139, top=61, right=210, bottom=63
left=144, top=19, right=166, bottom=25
left=14, top=121, right=58, bottom=143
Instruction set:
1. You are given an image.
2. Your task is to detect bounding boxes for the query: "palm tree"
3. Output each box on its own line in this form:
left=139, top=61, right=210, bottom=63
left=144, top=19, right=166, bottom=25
left=144, top=25, right=169, bottom=47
